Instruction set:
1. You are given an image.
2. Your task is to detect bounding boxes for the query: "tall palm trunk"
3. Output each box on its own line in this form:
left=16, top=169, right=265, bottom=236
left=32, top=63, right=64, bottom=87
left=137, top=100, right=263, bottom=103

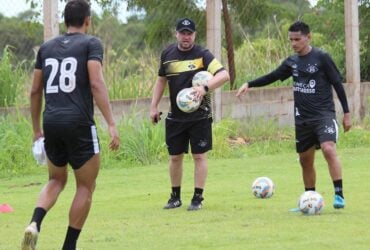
left=222, top=0, right=236, bottom=89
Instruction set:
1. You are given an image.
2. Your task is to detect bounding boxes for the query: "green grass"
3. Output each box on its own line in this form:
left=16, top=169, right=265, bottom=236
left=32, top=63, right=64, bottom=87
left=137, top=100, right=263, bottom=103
left=1, top=147, right=370, bottom=249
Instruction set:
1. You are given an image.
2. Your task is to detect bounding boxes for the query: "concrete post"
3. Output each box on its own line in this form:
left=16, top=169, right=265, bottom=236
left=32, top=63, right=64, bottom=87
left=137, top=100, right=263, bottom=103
left=344, top=0, right=361, bottom=120
left=206, top=0, right=222, bottom=122
left=43, top=0, right=59, bottom=41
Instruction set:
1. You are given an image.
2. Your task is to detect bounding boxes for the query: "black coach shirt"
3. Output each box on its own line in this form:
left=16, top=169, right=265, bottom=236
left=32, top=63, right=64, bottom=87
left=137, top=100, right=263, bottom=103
left=158, top=43, right=224, bottom=122
left=248, top=47, right=349, bottom=124
left=35, top=33, right=103, bottom=125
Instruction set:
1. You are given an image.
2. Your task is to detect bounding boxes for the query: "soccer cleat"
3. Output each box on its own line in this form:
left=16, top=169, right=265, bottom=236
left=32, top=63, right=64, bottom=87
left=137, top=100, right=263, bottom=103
left=333, top=194, right=345, bottom=209
left=21, top=222, right=38, bottom=250
left=163, top=193, right=182, bottom=209
left=187, top=195, right=204, bottom=211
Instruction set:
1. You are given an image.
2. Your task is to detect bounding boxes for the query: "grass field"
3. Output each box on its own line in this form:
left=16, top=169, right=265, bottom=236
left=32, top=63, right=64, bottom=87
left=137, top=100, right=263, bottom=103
left=1, top=147, right=370, bottom=249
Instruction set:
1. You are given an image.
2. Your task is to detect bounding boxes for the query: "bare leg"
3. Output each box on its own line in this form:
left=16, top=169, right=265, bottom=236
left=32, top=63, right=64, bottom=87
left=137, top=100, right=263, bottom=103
left=298, top=146, right=316, bottom=189
left=192, top=153, right=208, bottom=189
left=21, top=162, right=68, bottom=250
left=169, top=154, right=184, bottom=187
left=69, top=154, right=100, bottom=229
left=320, top=141, right=342, bottom=181
left=36, top=162, right=68, bottom=210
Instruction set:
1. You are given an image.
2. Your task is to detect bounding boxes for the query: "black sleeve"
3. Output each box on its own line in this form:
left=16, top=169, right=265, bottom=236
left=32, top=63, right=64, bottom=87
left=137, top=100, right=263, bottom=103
left=158, top=50, right=166, bottom=77
left=88, top=37, right=104, bottom=63
left=332, top=83, right=349, bottom=113
left=248, top=59, right=291, bottom=87
left=35, top=46, right=43, bottom=69
left=322, top=53, right=350, bottom=113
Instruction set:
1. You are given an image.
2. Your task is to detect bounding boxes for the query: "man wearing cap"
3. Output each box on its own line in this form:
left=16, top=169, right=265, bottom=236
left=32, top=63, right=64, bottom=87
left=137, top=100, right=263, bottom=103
left=150, top=18, right=230, bottom=211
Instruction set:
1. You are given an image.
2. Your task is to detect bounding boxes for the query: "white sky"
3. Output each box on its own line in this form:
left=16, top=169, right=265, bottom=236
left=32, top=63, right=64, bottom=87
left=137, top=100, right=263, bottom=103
left=0, top=0, right=129, bottom=22
left=0, top=0, right=318, bottom=20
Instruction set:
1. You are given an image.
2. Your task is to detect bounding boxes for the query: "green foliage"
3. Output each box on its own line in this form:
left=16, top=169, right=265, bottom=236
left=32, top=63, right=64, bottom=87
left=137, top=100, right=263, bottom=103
left=232, top=33, right=291, bottom=88
left=359, top=1, right=370, bottom=81
left=0, top=12, right=43, bottom=61
left=117, top=117, right=167, bottom=166
left=103, top=47, right=158, bottom=99
left=126, top=0, right=206, bottom=47
left=2, top=111, right=370, bottom=178
left=210, top=118, right=243, bottom=158
left=0, top=114, right=35, bottom=176
left=0, top=47, right=29, bottom=107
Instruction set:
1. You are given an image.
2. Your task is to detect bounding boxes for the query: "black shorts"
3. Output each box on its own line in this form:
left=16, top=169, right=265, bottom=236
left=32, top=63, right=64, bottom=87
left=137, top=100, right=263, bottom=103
left=295, top=118, right=338, bottom=153
left=43, top=123, right=100, bottom=170
left=165, top=118, right=212, bottom=155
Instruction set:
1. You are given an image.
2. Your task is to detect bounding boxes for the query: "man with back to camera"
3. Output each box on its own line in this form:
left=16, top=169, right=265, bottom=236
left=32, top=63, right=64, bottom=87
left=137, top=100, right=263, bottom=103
left=236, top=21, right=351, bottom=210
left=150, top=18, right=230, bottom=211
left=21, top=0, right=120, bottom=249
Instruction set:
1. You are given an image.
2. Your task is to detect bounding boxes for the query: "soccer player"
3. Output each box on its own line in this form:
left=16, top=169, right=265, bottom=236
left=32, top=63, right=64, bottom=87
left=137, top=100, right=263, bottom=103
left=150, top=18, right=230, bottom=211
left=236, top=21, right=351, bottom=209
left=22, top=1, right=120, bottom=249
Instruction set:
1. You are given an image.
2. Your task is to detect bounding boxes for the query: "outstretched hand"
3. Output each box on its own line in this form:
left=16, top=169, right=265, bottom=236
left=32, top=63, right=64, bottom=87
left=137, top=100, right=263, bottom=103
left=236, top=83, right=249, bottom=98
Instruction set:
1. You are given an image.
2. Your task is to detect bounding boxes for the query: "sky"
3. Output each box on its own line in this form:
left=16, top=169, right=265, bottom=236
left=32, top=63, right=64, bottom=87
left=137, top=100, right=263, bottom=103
left=0, top=0, right=129, bottom=22
left=0, top=0, right=318, bottom=20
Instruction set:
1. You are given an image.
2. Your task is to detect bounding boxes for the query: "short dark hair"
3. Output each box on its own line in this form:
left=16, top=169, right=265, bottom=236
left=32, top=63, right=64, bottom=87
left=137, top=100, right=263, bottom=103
left=288, top=21, right=310, bottom=35
left=64, top=0, right=91, bottom=28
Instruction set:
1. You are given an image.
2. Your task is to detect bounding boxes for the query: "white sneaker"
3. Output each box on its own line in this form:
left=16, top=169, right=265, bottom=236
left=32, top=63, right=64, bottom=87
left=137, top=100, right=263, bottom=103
left=21, top=222, right=38, bottom=250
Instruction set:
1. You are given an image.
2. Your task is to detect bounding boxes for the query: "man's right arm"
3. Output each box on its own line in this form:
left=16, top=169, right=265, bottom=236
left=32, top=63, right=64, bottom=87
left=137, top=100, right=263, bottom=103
left=30, top=69, right=44, bottom=141
left=150, top=76, right=167, bottom=124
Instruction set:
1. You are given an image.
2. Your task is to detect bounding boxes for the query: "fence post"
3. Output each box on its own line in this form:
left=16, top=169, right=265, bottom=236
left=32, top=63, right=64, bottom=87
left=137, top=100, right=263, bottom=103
left=206, top=0, right=222, bottom=122
left=344, top=0, right=361, bottom=120
left=43, top=0, right=59, bottom=41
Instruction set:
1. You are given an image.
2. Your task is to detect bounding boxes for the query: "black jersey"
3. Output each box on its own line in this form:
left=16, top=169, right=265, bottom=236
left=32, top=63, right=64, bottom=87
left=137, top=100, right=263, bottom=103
left=35, top=33, right=103, bottom=125
left=158, top=43, right=224, bottom=122
left=249, top=47, right=349, bottom=124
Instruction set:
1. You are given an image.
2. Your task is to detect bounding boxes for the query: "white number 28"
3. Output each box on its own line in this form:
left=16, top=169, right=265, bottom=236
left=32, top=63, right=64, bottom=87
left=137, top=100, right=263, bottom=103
left=45, top=57, right=77, bottom=94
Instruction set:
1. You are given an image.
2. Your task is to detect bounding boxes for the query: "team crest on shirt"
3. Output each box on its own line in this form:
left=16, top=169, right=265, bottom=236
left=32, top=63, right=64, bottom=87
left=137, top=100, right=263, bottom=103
left=306, top=64, right=318, bottom=73
left=309, top=79, right=316, bottom=88
left=324, top=125, right=335, bottom=134
left=188, top=62, right=196, bottom=70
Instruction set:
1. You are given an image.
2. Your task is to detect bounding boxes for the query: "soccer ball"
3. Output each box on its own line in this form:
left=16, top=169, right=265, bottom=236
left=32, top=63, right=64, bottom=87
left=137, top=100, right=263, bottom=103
left=176, top=88, right=201, bottom=113
left=251, top=177, right=275, bottom=198
left=192, top=71, right=213, bottom=86
left=298, top=191, right=324, bottom=215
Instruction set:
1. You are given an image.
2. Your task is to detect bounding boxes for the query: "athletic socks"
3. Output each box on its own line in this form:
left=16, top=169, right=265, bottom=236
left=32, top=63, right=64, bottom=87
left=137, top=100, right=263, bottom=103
left=194, top=187, right=204, bottom=197
left=172, top=186, right=181, bottom=199
left=30, top=207, right=47, bottom=232
left=62, top=226, right=81, bottom=250
left=305, top=187, right=315, bottom=192
left=333, top=179, right=344, bottom=198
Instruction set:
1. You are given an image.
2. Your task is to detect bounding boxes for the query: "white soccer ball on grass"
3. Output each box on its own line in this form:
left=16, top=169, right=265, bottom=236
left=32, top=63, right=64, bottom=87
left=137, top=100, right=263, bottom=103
left=298, top=191, right=324, bottom=215
left=251, top=177, right=275, bottom=198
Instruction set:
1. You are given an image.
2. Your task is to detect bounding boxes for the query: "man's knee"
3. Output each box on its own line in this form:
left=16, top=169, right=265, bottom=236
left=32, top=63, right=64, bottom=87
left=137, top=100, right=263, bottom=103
left=321, top=142, right=337, bottom=158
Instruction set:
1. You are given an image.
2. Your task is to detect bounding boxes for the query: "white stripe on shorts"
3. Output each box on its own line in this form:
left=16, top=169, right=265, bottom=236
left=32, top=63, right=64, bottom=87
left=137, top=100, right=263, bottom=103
left=333, top=119, right=339, bottom=141
left=91, top=125, right=100, bottom=154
